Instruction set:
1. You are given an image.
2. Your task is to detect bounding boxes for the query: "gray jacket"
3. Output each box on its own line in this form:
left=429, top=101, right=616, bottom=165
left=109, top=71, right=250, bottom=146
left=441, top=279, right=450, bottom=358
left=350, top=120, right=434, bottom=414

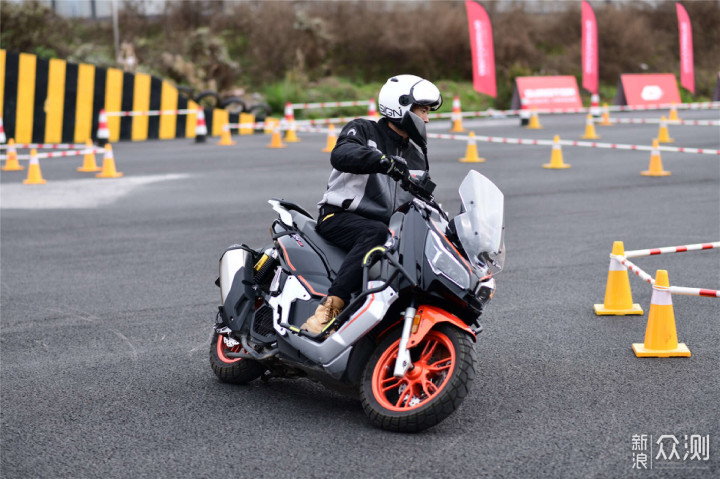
left=318, top=118, right=428, bottom=223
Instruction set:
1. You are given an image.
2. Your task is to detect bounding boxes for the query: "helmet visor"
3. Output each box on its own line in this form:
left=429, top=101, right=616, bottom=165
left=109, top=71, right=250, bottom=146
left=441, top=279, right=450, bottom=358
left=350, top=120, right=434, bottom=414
left=410, top=80, right=443, bottom=111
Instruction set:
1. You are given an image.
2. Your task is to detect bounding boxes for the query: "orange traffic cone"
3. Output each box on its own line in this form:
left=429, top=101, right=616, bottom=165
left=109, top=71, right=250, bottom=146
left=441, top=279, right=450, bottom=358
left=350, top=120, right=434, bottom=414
left=0, top=115, right=6, bottom=143
left=450, top=96, right=465, bottom=133
left=23, top=149, right=46, bottom=184
left=526, top=108, right=542, bottom=129
left=195, top=107, right=207, bottom=143
left=217, top=123, right=235, bottom=146
left=367, top=98, right=379, bottom=118
left=77, top=139, right=101, bottom=172
left=459, top=132, right=484, bottom=163
left=599, top=102, right=613, bottom=126
left=581, top=114, right=600, bottom=139
left=594, top=241, right=643, bottom=315
left=96, top=144, right=123, bottom=178
left=657, top=116, right=674, bottom=143
left=668, top=103, right=680, bottom=122
left=264, top=118, right=279, bottom=135
left=322, top=125, right=337, bottom=153
left=1, top=139, right=23, bottom=171
left=283, top=103, right=300, bottom=142
left=96, top=109, right=109, bottom=146
left=632, top=270, right=690, bottom=357
left=267, top=126, right=286, bottom=149
left=543, top=135, right=570, bottom=169
left=641, top=139, right=671, bottom=176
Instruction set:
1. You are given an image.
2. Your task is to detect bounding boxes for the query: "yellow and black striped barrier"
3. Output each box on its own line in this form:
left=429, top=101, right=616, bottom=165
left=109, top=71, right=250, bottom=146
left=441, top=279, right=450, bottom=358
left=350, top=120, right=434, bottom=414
left=0, top=50, right=251, bottom=144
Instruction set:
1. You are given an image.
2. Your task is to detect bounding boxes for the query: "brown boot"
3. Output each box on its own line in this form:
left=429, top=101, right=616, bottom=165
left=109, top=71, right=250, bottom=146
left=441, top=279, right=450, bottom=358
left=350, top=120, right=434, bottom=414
left=301, top=296, right=345, bottom=335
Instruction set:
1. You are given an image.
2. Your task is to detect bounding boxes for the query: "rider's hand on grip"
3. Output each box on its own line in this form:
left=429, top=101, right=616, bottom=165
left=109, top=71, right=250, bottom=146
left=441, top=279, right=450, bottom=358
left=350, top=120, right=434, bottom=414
left=383, top=155, right=410, bottom=184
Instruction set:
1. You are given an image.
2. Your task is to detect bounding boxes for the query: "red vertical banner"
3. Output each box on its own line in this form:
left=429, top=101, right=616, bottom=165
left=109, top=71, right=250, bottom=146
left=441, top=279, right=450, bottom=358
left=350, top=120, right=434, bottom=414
left=581, top=1, right=598, bottom=94
left=466, top=1, right=496, bottom=98
left=676, top=3, right=694, bottom=94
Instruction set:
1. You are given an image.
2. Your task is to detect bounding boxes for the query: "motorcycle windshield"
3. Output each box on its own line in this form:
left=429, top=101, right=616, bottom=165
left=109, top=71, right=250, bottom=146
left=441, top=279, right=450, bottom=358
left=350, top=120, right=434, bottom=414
left=453, top=171, right=504, bottom=268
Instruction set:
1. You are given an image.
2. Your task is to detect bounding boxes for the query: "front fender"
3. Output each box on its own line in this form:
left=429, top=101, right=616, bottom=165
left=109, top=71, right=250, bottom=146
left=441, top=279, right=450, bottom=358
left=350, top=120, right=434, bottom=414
left=407, top=305, right=476, bottom=348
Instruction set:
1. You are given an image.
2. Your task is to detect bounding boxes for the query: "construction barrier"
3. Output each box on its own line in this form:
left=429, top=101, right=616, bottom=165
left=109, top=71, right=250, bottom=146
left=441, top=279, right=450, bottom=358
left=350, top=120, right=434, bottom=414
left=607, top=118, right=720, bottom=126
left=605, top=243, right=720, bottom=298
left=1, top=145, right=105, bottom=160
left=426, top=101, right=720, bottom=122
left=427, top=132, right=720, bottom=156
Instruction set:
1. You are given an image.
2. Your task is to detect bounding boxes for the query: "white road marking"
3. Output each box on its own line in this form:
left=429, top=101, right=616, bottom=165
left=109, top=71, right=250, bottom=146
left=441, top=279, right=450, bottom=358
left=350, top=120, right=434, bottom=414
left=1, top=174, right=188, bottom=209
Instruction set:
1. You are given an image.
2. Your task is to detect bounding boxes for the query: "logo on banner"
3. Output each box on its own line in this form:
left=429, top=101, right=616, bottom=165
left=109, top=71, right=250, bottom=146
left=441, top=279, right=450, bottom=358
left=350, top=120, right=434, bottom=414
left=524, top=88, right=577, bottom=100
left=640, top=86, right=663, bottom=101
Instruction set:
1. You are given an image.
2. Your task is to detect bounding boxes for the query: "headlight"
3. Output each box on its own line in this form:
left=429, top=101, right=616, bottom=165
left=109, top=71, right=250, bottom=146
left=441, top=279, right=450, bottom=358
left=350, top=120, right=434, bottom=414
left=425, top=231, right=470, bottom=289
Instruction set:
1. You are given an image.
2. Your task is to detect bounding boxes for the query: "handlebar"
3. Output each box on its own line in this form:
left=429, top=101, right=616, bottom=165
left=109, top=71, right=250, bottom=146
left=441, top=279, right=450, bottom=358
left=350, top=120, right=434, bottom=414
left=379, top=156, right=448, bottom=221
left=401, top=175, right=449, bottom=221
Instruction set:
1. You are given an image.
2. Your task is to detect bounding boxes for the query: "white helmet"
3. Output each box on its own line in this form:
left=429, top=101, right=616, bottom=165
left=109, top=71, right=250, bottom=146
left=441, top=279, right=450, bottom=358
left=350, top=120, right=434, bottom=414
left=378, top=74, right=443, bottom=122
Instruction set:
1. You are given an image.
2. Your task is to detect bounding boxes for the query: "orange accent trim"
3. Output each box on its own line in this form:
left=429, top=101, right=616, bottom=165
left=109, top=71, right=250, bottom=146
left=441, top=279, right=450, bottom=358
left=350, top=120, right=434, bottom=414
left=278, top=240, right=295, bottom=271
left=279, top=239, right=324, bottom=296
left=297, top=275, right=324, bottom=297
left=341, top=294, right=375, bottom=330
left=407, top=305, right=475, bottom=348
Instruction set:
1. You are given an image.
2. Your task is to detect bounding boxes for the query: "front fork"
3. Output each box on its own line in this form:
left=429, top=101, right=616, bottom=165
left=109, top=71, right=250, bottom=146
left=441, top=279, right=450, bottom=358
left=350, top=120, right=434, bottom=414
left=393, top=302, right=417, bottom=378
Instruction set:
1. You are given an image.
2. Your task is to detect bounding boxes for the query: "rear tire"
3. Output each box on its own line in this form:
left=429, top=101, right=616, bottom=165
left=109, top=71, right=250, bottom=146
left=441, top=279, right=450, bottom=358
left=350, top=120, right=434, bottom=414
left=209, top=332, right=265, bottom=384
left=360, top=323, right=476, bottom=432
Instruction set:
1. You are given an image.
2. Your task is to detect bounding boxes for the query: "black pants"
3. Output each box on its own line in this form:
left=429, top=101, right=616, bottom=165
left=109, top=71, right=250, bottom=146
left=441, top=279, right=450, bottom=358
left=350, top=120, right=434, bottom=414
left=316, top=210, right=388, bottom=303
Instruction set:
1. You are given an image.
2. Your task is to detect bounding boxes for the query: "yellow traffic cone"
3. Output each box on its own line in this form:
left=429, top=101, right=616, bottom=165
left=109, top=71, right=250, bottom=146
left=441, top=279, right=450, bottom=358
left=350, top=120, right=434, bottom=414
left=459, top=132, right=485, bottom=163
left=641, top=139, right=671, bottom=177
left=267, top=127, right=286, bottom=149
left=1, top=138, right=23, bottom=171
left=594, top=241, right=643, bottom=315
left=77, top=139, right=101, bottom=172
left=526, top=108, right=542, bottom=129
left=581, top=114, right=600, bottom=139
left=599, top=103, right=612, bottom=126
left=668, top=103, right=680, bottom=122
left=450, top=96, right=465, bottom=133
left=543, top=135, right=570, bottom=169
left=632, top=270, right=690, bottom=357
left=96, top=144, right=123, bottom=178
left=217, top=123, right=236, bottom=146
left=284, top=121, right=300, bottom=143
left=657, top=116, right=674, bottom=143
left=23, top=149, right=46, bottom=184
left=264, top=117, right=279, bottom=135
left=322, top=125, right=337, bottom=153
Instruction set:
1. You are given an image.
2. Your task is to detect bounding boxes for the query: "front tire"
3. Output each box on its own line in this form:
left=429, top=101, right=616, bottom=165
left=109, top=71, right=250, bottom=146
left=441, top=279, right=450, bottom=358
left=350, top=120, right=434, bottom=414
left=209, top=332, right=265, bottom=384
left=360, top=323, right=476, bottom=432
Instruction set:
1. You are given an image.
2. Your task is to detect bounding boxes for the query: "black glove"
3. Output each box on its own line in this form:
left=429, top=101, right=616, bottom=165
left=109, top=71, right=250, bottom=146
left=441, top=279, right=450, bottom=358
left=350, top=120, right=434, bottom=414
left=382, top=155, right=410, bottom=183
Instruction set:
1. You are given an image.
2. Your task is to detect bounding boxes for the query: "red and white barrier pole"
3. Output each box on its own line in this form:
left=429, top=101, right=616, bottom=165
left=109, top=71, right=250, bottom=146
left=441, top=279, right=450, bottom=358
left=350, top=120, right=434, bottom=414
left=625, top=242, right=720, bottom=259
left=427, top=132, right=720, bottom=156
left=0, top=142, right=88, bottom=150
left=613, top=254, right=720, bottom=298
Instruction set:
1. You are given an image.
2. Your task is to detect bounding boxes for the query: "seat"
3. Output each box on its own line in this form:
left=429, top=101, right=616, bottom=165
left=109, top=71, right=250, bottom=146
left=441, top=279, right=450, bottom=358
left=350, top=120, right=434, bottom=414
left=291, top=212, right=348, bottom=275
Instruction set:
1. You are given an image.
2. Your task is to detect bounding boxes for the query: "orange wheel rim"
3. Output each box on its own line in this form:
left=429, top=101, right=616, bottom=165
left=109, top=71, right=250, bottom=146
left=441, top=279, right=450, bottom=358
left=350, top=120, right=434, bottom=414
left=216, top=336, right=243, bottom=364
left=371, top=331, right=455, bottom=412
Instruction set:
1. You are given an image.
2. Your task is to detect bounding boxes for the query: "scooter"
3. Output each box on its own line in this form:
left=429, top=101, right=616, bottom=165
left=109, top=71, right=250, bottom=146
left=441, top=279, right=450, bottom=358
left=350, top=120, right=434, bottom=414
left=210, top=111, right=505, bottom=432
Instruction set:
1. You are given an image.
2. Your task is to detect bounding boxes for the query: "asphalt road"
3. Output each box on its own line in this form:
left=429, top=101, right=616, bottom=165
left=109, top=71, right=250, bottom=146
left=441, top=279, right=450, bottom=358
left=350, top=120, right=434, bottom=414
left=2, top=109, right=719, bottom=478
